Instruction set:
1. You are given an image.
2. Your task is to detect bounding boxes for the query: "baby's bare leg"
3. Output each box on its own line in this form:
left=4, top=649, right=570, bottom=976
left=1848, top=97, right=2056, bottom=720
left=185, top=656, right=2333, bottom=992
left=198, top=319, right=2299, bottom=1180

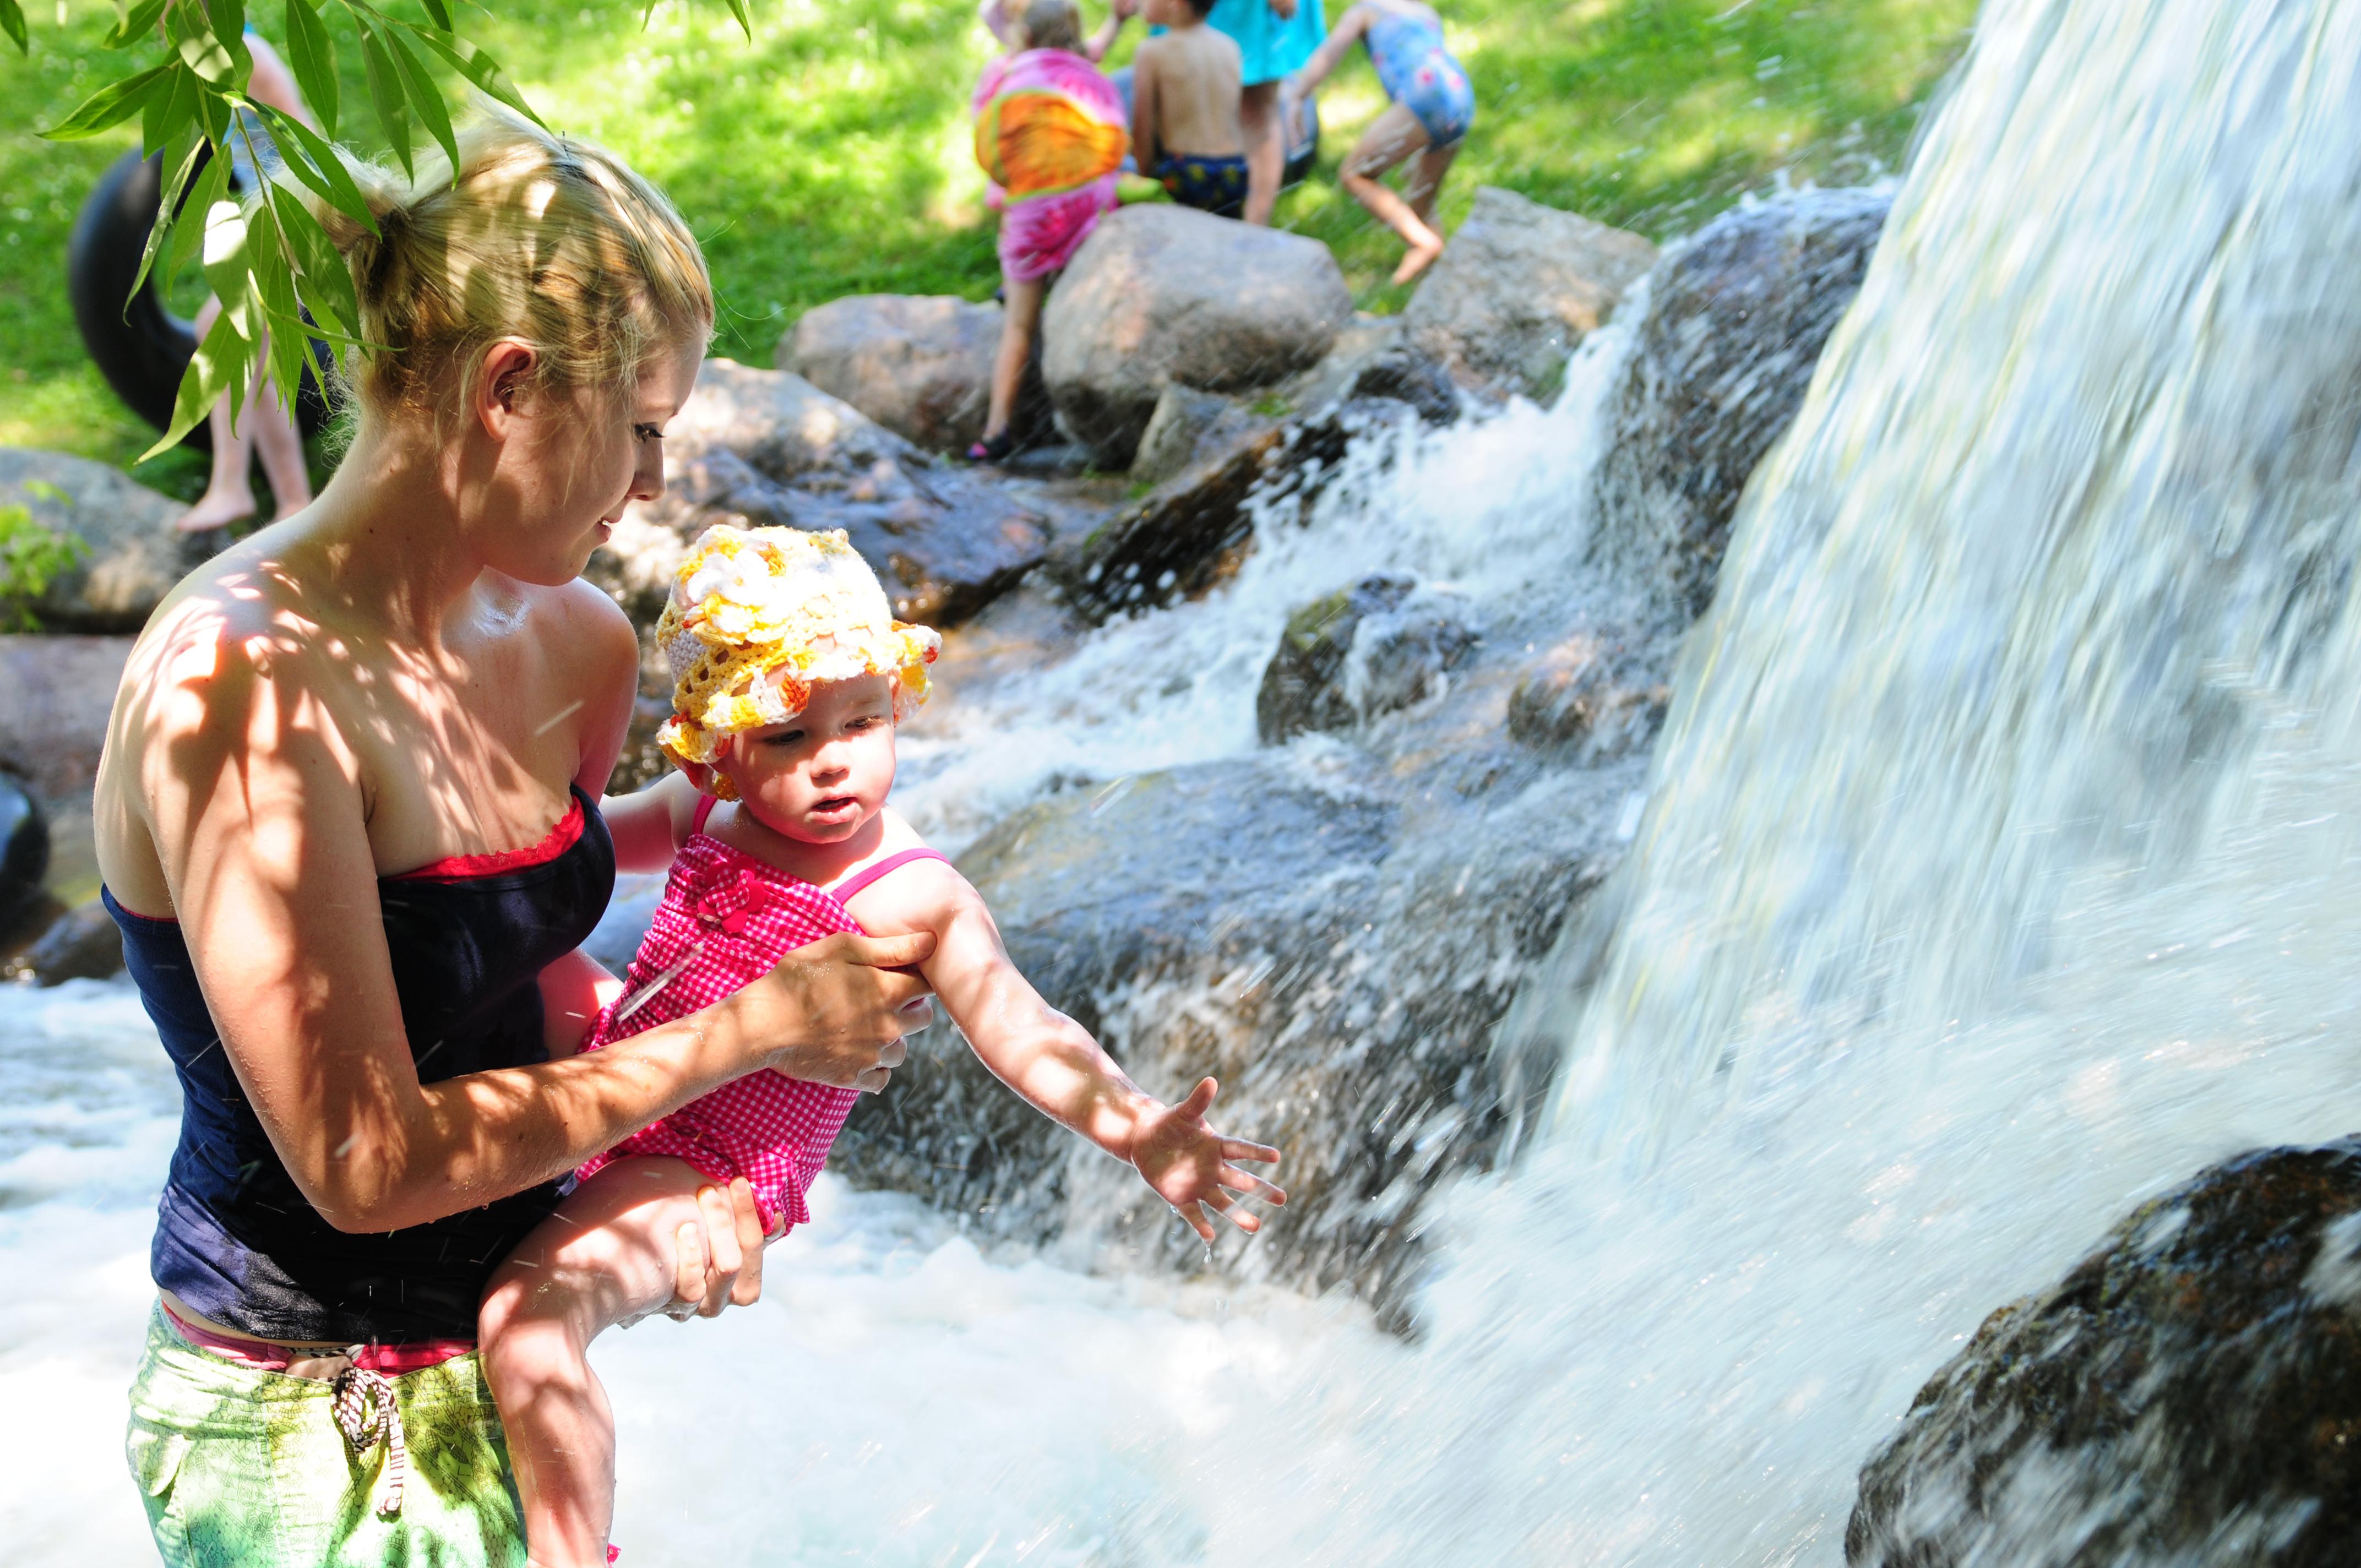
left=480, top=1157, right=721, bottom=1568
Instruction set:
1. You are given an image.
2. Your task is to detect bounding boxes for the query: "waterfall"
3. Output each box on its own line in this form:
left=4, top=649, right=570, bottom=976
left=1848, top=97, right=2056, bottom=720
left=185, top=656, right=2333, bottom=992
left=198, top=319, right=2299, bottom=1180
left=1172, top=0, right=2361, bottom=1561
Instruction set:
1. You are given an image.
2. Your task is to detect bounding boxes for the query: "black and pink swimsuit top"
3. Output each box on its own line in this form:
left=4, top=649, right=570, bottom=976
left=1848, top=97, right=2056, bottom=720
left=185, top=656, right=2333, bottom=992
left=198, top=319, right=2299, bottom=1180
left=106, top=786, right=616, bottom=1344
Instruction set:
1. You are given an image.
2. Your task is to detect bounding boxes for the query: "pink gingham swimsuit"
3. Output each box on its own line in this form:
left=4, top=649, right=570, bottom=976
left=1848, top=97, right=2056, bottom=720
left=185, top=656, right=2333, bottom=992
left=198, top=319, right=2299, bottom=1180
left=574, top=796, right=948, bottom=1232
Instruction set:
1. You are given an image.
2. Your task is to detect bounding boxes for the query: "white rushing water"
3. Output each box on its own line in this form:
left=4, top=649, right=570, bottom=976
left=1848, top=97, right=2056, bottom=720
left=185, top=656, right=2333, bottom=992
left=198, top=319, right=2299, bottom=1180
left=12, top=0, right=2361, bottom=1559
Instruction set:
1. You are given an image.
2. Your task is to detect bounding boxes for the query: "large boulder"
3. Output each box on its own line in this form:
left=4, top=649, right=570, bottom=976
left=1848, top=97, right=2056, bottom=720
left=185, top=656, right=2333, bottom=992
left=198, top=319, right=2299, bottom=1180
left=0, top=449, right=186, bottom=633
left=1401, top=187, right=1658, bottom=402
left=589, top=360, right=1048, bottom=628
left=1041, top=205, right=1353, bottom=468
left=780, top=294, right=1049, bottom=453
left=832, top=749, right=1639, bottom=1322
left=0, top=635, right=133, bottom=799
left=1588, top=188, right=1891, bottom=623
left=1849, top=1137, right=2361, bottom=1567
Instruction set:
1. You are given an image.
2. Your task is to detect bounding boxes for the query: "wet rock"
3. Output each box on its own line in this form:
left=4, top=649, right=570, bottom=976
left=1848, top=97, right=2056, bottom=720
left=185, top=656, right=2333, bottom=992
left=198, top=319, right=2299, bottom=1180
left=0, top=772, right=50, bottom=938
left=589, top=360, right=1048, bottom=628
left=833, top=752, right=1639, bottom=1324
left=1402, top=187, right=1658, bottom=402
left=1041, top=205, right=1353, bottom=469
left=6, top=899, right=124, bottom=985
left=1056, top=398, right=1419, bottom=622
left=1291, top=317, right=1461, bottom=424
left=1257, top=575, right=1478, bottom=742
left=1590, top=188, right=1890, bottom=623
left=780, top=293, right=1051, bottom=454
left=1848, top=1136, right=2361, bottom=1568
left=1128, top=385, right=1275, bottom=490
left=0, top=449, right=186, bottom=633
left=1505, top=632, right=1670, bottom=759
left=0, top=635, right=132, bottom=799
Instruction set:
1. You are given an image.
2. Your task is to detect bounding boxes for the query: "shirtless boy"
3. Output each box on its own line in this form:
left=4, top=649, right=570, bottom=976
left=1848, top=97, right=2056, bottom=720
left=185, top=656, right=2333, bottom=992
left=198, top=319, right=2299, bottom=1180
left=1130, top=0, right=1249, bottom=219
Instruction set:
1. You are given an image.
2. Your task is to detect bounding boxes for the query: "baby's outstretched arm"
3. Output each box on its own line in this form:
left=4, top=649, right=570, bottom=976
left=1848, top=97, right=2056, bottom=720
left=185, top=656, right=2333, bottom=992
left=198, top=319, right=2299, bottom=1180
left=846, top=861, right=1287, bottom=1241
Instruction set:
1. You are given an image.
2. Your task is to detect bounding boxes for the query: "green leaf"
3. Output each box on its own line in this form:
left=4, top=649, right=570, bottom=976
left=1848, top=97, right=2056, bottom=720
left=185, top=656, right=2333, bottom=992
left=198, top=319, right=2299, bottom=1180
left=265, top=177, right=360, bottom=341
left=721, top=0, right=752, bottom=41
left=1, top=0, right=30, bottom=57
left=169, top=6, right=249, bottom=86
left=408, top=29, right=544, bottom=128
left=382, top=24, right=456, bottom=175
left=200, top=195, right=255, bottom=333
left=201, top=0, right=246, bottom=61
left=142, top=61, right=197, bottom=156
left=148, top=305, right=260, bottom=461
left=281, top=0, right=338, bottom=135
left=257, top=106, right=377, bottom=234
left=169, top=144, right=230, bottom=276
left=129, top=133, right=211, bottom=303
left=105, top=0, right=171, bottom=50
left=417, top=0, right=451, bottom=31
left=43, top=62, right=173, bottom=139
left=356, top=18, right=411, bottom=179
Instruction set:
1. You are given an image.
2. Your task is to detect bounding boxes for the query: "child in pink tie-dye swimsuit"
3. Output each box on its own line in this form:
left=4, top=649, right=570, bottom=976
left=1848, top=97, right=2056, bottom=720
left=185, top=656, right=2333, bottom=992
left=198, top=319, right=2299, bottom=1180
left=477, top=524, right=1287, bottom=1568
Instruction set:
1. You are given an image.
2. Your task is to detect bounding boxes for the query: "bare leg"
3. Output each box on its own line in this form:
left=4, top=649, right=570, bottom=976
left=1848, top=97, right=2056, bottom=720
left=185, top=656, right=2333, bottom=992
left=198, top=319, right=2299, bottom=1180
left=1240, top=80, right=1283, bottom=226
left=177, top=296, right=259, bottom=535
left=981, top=274, right=1046, bottom=448
left=247, top=353, right=312, bottom=521
left=480, top=1158, right=727, bottom=1568
left=1341, top=104, right=1448, bottom=285
left=1403, top=138, right=1462, bottom=227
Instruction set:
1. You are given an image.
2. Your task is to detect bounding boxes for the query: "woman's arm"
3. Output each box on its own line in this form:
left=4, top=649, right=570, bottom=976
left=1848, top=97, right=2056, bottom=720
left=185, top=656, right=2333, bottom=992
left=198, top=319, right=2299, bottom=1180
left=143, top=633, right=932, bottom=1237
left=1287, top=3, right=1369, bottom=95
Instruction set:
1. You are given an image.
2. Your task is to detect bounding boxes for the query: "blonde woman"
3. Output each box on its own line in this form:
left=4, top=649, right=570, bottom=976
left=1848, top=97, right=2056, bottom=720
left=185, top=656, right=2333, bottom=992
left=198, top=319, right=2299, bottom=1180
left=96, top=115, right=933, bottom=1566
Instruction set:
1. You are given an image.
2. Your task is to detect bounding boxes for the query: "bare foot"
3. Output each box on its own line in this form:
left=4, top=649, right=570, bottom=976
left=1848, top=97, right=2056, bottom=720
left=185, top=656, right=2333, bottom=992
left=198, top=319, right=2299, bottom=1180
left=175, top=491, right=257, bottom=535
left=1392, top=240, right=1444, bottom=286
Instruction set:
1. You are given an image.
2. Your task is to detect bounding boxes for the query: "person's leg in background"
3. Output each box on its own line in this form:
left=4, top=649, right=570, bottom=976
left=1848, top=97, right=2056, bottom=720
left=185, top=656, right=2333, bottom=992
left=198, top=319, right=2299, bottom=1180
left=176, top=296, right=315, bottom=537
left=1240, top=79, right=1283, bottom=225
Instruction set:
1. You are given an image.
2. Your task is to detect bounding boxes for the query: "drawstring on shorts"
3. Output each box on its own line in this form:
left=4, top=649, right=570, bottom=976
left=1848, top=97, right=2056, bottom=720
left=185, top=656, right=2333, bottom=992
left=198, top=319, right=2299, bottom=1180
left=329, top=1359, right=409, bottom=1518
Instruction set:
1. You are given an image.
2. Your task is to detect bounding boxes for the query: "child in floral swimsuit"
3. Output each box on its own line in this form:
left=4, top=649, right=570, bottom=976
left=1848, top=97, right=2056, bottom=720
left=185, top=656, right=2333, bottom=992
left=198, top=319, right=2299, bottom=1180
left=477, top=524, right=1287, bottom=1568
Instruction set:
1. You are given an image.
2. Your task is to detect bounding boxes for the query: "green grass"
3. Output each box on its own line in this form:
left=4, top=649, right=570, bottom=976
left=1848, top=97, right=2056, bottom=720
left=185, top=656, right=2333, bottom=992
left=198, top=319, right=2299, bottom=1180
left=0, top=0, right=1974, bottom=481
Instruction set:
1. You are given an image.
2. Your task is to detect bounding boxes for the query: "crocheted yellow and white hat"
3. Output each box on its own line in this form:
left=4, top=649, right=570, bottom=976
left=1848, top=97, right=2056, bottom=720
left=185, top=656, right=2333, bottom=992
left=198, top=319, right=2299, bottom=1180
left=654, top=524, right=940, bottom=779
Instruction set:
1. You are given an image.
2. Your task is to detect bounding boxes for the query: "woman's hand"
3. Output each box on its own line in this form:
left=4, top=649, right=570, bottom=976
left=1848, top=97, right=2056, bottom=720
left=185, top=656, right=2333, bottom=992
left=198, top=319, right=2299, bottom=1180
left=1129, top=1077, right=1287, bottom=1244
left=664, top=1176, right=771, bottom=1319
left=750, top=929, right=938, bottom=1092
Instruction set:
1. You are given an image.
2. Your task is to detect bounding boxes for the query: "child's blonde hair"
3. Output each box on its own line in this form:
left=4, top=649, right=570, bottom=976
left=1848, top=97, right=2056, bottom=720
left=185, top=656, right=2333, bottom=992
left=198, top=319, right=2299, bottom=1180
left=301, top=108, right=713, bottom=423
left=1021, top=0, right=1084, bottom=52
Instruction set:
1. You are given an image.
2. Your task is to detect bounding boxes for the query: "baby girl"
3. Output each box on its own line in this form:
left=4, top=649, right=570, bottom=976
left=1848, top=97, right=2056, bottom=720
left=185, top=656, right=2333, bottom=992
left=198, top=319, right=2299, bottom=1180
left=477, top=524, right=1287, bottom=1568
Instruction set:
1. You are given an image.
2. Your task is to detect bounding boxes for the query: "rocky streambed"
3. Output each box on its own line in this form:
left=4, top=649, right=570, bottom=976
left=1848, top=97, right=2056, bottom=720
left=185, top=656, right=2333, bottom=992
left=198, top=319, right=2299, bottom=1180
left=15, top=175, right=2341, bottom=1544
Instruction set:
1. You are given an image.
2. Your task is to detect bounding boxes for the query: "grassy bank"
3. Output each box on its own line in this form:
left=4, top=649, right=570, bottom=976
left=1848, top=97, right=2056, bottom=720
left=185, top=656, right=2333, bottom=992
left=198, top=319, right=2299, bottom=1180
left=0, top=0, right=1974, bottom=488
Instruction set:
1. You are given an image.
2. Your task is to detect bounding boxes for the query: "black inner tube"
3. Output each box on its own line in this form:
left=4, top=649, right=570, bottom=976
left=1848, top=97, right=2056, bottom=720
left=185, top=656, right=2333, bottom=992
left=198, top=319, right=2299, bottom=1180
left=68, top=146, right=331, bottom=450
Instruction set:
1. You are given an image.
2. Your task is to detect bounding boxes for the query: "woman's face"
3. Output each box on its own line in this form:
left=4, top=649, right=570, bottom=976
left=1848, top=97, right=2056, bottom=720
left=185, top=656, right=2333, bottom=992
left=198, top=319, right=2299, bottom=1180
left=474, top=336, right=704, bottom=586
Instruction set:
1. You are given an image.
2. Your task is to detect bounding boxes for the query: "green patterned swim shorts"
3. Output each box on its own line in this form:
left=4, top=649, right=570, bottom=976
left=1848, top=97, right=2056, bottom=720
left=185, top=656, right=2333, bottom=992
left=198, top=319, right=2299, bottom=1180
left=124, top=1305, right=527, bottom=1567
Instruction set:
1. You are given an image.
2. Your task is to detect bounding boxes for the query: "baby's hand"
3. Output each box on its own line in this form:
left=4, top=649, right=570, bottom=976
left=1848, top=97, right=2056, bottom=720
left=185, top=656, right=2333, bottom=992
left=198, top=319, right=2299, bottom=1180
left=1129, top=1077, right=1287, bottom=1244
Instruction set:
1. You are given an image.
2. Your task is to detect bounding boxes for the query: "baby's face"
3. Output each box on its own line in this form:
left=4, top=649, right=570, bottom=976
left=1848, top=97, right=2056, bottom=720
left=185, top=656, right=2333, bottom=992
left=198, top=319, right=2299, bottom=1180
left=711, top=673, right=898, bottom=845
